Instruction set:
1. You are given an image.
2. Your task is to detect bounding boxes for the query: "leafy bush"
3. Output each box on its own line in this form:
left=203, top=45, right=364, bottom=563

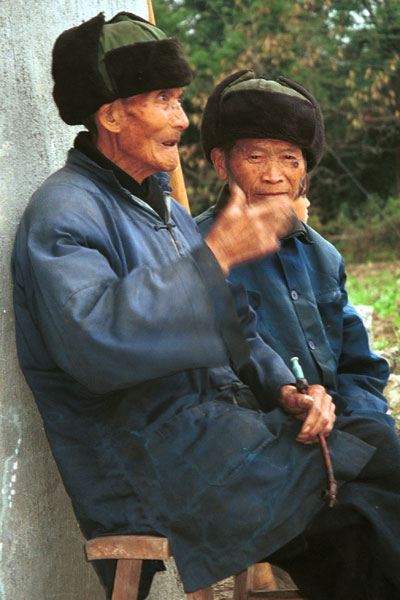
left=308, top=194, right=400, bottom=263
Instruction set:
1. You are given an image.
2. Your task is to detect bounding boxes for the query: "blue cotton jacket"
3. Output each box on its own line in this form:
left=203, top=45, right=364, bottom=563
left=12, top=151, right=376, bottom=593
left=196, top=202, right=393, bottom=429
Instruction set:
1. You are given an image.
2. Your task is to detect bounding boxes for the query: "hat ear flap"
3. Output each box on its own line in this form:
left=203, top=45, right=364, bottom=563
left=52, top=12, right=113, bottom=125
left=200, top=70, right=252, bottom=163
left=278, top=76, right=325, bottom=168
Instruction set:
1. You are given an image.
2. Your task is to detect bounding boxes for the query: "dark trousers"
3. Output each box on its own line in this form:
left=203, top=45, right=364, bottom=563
left=269, top=417, right=400, bottom=600
left=270, top=506, right=398, bottom=600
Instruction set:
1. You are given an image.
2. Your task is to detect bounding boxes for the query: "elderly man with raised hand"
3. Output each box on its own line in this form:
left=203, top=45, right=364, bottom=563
left=11, top=15, right=400, bottom=600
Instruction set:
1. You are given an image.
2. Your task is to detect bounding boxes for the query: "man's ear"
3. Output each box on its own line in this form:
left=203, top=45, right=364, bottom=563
left=96, top=101, right=123, bottom=134
left=211, top=147, right=228, bottom=181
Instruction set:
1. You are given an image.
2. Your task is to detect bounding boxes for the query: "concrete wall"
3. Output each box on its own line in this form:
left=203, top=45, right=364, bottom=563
left=0, top=2, right=186, bottom=598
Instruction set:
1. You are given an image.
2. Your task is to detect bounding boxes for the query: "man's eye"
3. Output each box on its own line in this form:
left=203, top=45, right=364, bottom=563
left=249, top=154, right=262, bottom=160
left=285, top=155, right=300, bottom=167
left=158, top=92, right=169, bottom=101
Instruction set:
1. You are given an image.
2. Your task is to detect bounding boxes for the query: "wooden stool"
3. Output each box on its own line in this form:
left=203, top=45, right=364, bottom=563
left=85, top=534, right=213, bottom=599
left=86, top=535, right=305, bottom=600
left=233, top=562, right=305, bottom=599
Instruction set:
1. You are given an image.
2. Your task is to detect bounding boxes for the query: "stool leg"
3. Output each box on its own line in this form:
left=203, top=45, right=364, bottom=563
left=252, top=563, right=278, bottom=590
left=233, top=566, right=253, bottom=600
left=186, top=587, right=214, bottom=599
left=112, top=558, right=142, bottom=600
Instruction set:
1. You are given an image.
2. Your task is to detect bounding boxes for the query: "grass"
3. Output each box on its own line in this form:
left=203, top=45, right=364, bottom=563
left=345, top=261, right=400, bottom=353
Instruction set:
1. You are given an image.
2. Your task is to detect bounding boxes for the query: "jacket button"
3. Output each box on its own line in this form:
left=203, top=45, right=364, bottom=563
left=308, top=340, right=316, bottom=350
left=290, top=290, right=299, bottom=300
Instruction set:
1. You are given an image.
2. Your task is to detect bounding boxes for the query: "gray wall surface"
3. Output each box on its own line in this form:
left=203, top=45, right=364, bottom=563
left=0, top=2, right=185, bottom=598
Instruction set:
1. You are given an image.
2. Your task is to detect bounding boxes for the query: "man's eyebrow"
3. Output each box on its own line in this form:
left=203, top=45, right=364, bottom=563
left=239, top=142, right=303, bottom=155
left=242, top=143, right=266, bottom=153
left=283, top=146, right=302, bottom=153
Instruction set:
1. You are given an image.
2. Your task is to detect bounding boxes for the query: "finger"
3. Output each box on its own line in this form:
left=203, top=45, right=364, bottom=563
left=279, top=388, right=314, bottom=415
left=299, top=409, right=327, bottom=439
left=297, top=394, right=314, bottom=410
left=320, top=403, right=336, bottom=438
left=297, top=394, right=334, bottom=441
left=226, top=181, right=248, bottom=208
left=297, top=398, right=324, bottom=438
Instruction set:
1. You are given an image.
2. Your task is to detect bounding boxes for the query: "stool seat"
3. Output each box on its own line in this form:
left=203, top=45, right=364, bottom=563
left=85, top=534, right=305, bottom=600
left=86, top=534, right=213, bottom=599
left=86, top=534, right=172, bottom=561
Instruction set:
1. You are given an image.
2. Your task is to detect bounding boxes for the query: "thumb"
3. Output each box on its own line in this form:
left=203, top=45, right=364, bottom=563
left=299, top=394, right=314, bottom=408
left=227, top=181, right=248, bottom=209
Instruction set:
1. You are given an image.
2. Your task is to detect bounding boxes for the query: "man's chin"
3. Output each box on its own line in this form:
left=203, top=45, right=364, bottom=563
left=159, top=157, right=180, bottom=173
left=251, top=193, right=291, bottom=204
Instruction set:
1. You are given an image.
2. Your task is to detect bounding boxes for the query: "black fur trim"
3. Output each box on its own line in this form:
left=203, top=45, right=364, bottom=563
left=278, top=76, right=325, bottom=170
left=52, top=13, right=113, bottom=125
left=220, top=90, right=316, bottom=167
left=105, top=38, right=192, bottom=98
left=52, top=14, right=192, bottom=125
left=200, top=70, right=250, bottom=166
left=201, top=71, right=324, bottom=171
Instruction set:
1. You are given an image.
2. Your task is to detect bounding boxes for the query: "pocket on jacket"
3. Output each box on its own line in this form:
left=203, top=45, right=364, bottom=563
left=146, top=402, right=276, bottom=488
left=316, top=287, right=345, bottom=355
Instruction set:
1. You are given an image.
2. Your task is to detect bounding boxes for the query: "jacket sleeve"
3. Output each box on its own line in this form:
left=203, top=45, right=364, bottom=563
left=16, top=187, right=251, bottom=394
left=228, top=282, right=296, bottom=411
left=332, top=260, right=394, bottom=428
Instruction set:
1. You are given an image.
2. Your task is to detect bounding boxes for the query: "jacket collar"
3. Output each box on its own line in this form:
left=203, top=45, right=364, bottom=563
left=70, top=132, right=170, bottom=221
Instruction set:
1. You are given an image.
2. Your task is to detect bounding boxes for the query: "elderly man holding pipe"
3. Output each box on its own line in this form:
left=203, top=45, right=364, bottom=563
left=196, top=70, right=400, bottom=599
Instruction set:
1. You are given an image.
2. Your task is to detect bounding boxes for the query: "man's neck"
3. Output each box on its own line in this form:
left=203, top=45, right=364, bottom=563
left=74, top=132, right=168, bottom=219
left=96, top=128, right=150, bottom=184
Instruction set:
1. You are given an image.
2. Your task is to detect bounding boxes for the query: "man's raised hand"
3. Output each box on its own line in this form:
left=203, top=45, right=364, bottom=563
left=205, top=182, right=294, bottom=274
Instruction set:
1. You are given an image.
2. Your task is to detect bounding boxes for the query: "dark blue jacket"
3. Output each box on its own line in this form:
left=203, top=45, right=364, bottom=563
left=12, top=151, right=376, bottom=593
left=196, top=203, right=393, bottom=429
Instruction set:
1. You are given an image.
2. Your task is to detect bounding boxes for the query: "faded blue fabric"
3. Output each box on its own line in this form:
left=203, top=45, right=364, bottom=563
left=196, top=203, right=393, bottom=429
left=12, top=151, right=380, bottom=593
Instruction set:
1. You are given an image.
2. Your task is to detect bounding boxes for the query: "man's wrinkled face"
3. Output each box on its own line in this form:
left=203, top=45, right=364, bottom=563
left=212, top=138, right=306, bottom=205
left=117, top=87, right=189, bottom=182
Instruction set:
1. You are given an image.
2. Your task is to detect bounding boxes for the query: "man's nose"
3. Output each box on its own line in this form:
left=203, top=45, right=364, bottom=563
left=170, top=102, right=189, bottom=130
left=261, top=160, right=284, bottom=183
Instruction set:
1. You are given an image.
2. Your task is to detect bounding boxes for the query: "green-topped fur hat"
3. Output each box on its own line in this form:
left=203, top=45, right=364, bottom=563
left=52, top=12, right=192, bottom=125
left=201, top=70, right=324, bottom=171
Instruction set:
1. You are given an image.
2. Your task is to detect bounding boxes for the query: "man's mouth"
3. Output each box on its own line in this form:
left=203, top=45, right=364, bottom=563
left=254, top=191, right=289, bottom=197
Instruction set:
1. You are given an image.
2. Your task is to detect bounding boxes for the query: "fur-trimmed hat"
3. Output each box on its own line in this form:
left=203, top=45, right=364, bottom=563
left=52, top=12, right=192, bottom=125
left=201, top=70, right=324, bottom=171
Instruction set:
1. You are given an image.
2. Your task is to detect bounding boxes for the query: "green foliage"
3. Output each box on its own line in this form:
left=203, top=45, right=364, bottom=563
left=308, top=194, right=400, bottom=262
left=153, top=0, right=400, bottom=230
left=347, top=269, right=399, bottom=319
left=346, top=262, right=400, bottom=350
